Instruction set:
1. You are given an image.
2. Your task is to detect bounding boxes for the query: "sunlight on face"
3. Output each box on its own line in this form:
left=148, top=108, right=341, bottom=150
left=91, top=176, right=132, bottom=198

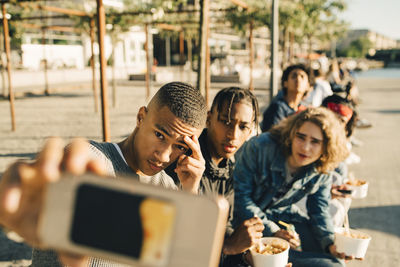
left=284, top=69, right=310, bottom=95
left=288, top=121, right=324, bottom=171
left=207, top=101, right=254, bottom=163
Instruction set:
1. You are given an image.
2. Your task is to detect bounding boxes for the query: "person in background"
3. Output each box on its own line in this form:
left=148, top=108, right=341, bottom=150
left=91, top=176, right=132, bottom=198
left=0, top=82, right=208, bottom=267
left=233, top=107, right=361, bottom=267
left=261, top=64, right=311, bottom=132
left=166, top=87, right=264, bottom=267
left=303, top=68, right=333, bottom=107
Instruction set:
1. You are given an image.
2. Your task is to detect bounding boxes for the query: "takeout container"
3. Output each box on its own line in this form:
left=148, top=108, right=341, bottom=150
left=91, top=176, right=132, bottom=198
left=250, top=237, right=289, bottom=267
left=335, top=227, right=371, bottom=258
left=345, top=179, right=369, bottom=199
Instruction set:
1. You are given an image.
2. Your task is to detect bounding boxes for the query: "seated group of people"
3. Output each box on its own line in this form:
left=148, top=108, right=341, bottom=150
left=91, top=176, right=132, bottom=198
left=0, top=73, right=364, bottom=267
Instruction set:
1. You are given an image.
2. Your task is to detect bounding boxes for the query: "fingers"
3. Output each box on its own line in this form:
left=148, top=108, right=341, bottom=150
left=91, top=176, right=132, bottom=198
left=63, top=138, right=91, bottom=175
left=58, top=252, right=88, bottom=267
left=35, top=137, right=65, bottom=183
left=86, top=158, right=107, bottom=177
left=176, top=155, right=204, bottom=172
left=3, top=187, right=21, bottom=214
left=183, top=135, right=202, bottom=160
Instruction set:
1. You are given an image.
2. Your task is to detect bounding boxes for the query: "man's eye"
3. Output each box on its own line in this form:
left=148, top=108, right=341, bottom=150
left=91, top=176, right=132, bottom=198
left=177, top=145, right=186, bottom=152
left=240, top=125, right=250, bottom=131
left=155, top=131, right=164, bottom=140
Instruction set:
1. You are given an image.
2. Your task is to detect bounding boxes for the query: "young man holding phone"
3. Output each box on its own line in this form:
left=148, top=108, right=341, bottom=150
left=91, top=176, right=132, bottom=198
left=0, top=82, right=209, bottom=267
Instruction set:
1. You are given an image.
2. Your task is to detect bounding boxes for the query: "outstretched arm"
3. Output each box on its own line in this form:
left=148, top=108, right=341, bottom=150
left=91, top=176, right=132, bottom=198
left=0, top=137, right=107, bottom=267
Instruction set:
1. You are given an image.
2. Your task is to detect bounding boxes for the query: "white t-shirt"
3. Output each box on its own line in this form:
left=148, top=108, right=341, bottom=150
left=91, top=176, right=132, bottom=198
left=304, top=78, right=333, bottom=107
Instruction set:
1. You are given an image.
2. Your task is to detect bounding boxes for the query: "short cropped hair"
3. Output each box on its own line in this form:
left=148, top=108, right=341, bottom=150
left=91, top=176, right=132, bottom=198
left=210, top=87, right=259, bottom=132
left=281, top=64, right=311, bottom=95
left=151, top=82, right=207, bottom=129
left=270, top=107, right=349, bottom=173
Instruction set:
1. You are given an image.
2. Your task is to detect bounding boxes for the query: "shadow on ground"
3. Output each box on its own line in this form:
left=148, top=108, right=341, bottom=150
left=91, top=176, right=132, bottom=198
left=375, top=109, right=400, bottom=114
left=349, top=205, right=400, bottom=238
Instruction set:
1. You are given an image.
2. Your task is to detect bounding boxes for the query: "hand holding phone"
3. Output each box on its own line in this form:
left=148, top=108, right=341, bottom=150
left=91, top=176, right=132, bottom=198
left=0, top=138, right=104, bottom=249
left=39, top=173, right=229, bottom=267
left=331, top=184, right=352, bottom=199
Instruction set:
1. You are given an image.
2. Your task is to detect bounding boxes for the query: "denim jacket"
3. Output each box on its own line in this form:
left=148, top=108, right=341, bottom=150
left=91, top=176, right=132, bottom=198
left=233, top=133, right=335, bottom=250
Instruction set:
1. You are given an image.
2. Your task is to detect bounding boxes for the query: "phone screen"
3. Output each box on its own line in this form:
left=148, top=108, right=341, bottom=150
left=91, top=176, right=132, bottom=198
left=71, top=183, right=176, bottom=265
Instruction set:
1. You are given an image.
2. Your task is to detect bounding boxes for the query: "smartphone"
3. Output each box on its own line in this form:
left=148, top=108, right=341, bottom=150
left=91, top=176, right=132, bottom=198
left=38, top=173, right=229, bottom=267
left=337, top=189, right=353, bottom=195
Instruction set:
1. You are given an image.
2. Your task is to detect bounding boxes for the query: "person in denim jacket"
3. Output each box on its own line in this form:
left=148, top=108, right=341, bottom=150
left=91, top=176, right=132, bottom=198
left=260, top=64, right=310, bottom=132
left=234, top=108, right=356, bottom=266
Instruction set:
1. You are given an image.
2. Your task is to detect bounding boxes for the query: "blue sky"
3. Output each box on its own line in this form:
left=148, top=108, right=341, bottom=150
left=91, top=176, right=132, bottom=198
left=340, top=0, right=400, bottom=40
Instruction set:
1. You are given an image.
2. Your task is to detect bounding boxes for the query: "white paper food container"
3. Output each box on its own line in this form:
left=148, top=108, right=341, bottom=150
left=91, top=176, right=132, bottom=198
left=335, top=227, right=371, bottom=258
left=346, top=180, right=369, bottom=199
left=250, top=237, right=289, bottom=267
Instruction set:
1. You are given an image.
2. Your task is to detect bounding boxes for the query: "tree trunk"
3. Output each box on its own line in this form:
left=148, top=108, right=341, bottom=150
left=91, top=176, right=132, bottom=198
left=96, top=0, right=110, bottom=142
left=90, top=17, right=99, bottom=113
left=249, top=20, right=254, bottom=91
left=42, top=28, right=50, bottom=96
left=289, top=31, right=294, bottom=64
left=187, top=37, right=193, bottom=83
left=281, top=27, right=289, bottom=69
left=145, top=24, right=151, bottom=101
left=112, top=43, right=116, bottom=108
left=2, top=3, right=15, bottom=131
left=179, top=30, right=184, bottom=81
left=197, top=0, right=209, bottom=96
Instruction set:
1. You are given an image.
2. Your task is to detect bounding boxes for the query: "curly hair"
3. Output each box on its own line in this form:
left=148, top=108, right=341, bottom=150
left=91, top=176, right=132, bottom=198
left=210, top=87, right=260, bottom=133
left=270, top=107, right=349, bottom=173
left=150, top=82, right=207, bottom=129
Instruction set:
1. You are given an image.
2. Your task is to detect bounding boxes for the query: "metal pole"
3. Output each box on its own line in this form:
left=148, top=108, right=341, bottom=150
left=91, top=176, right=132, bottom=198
left=249, top=20, right=254, bottom=91
left=197, top=0, right=209, bottom=95
left=144, top=23, right=150, bottom=101
left=269, top=0, right=279, bottom=103
left=96, top=0, right=110, bottom=142
left=2, top=3, right=16, bottom=131
left=90, top=17, right=99, bottom=113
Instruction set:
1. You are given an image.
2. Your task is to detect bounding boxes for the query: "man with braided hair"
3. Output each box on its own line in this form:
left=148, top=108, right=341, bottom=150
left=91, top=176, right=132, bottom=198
left=167, top=87, right=263, bottom=266
left=0, top=82, right=207, bottom=267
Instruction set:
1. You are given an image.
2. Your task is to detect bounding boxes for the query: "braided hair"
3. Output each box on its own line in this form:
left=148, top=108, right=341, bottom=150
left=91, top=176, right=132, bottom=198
left=151, top=82, right=207, bottom=129
left=210, top=87, right=260, bottom=134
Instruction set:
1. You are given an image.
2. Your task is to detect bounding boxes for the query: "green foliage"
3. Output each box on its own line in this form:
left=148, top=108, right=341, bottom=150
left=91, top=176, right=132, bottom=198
left=339, top=37, right=372, bottom=58
left=225, top=1, right=271, bottom=34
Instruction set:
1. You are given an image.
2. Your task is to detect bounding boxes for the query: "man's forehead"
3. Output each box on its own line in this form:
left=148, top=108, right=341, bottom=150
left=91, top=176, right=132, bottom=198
left=154, top=121, right=202, bottom=139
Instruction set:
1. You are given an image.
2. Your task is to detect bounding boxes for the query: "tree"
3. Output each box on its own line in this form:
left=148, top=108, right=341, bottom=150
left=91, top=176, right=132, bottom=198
left=339, top=37, right=372, bottom=58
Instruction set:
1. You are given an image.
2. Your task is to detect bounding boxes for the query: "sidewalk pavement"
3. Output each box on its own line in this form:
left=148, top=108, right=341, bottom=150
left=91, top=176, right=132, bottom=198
left=0, top=71, right=399, bottom=266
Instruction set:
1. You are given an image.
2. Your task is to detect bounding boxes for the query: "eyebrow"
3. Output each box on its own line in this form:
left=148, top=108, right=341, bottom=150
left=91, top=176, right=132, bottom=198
left=155, top=123, right=188, bottom=146
left=218, top=114, right=253, bottom=124
left=296, top=132, right=323, bottom=143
